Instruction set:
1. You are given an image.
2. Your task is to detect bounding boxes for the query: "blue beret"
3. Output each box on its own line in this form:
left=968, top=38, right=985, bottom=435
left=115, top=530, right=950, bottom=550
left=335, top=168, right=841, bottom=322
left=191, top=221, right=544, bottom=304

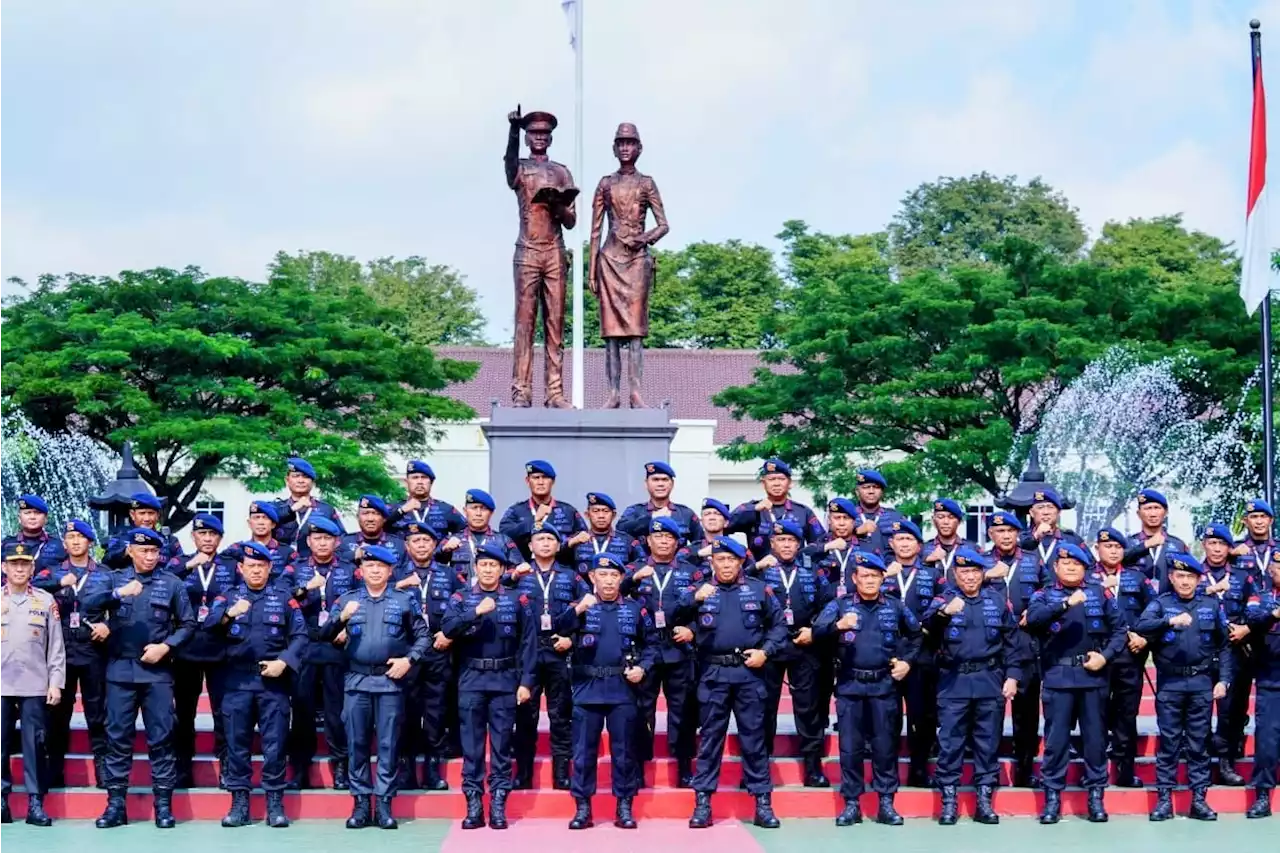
left=405, top=460, right=435, bottom=479
left=648, top=516, right=682, bottom=537
left=240, top=541, right=274, bottom=563
left=248, top=501, right=280, bottom=524
left=987, top=511, right=1024, bottom=532
left=827, top=497, right=858, bottom=518
left=1137, top=489, right=1168, bottom=509
left=357, top=495, right=389, bottom=517
left=2, top=541, right=37, bottom=561
left=1169, top=552, right=1205, bottom=575
left=702, top=498, right=731, bottom=518
left=855, top=469, right=887, bottom=489
left=1096, top=526, right=1127, bottom=547
left=1056, top=543, right=1091, bottom=565
left=759, top=458, right=791, bottom=477
left=464, top=489, right=496, bottom=511
left=17, top=494, right=49, bottom=514
left=130, top=492, right=162, bottom=511
left=592, top=553, right=624, bottom=572
left=127, top=527, right=164, bottom=547
left=530, top=521, right=562, bottom=543
left=64, top=518, right=97, bottom=542
left=404, top=521, right=441, bottom=540
left=192, top=513, right=224, bottom=535
left=1200, top=523, right=1235, bottom=544
left=711, top=536, right=747, bottom=559
left=771, top=519, right=805, bottom=540
left=932, top=498, right=965, bottom=519
left=357, top=544, right=398, bottom=566
left=1246, top=498, right=1275, bottom=518
left=952, top=547, right=987, bottom=570
left=586, top=492, right=616, bottom=511
left=304, top=517, right=342, bottom=537
left=852, top=550, right=886, bottom=572
left=475, top=541, right=511, bottom=565
left=884, top=518, right=923, bottom=541
left=525, top=459, right=556, bottom=478
left=287, top=457, right=316, bottom=480
left=644, top=461, right=676, bottom=478
left=1031, top=488, right=1063, bottom=510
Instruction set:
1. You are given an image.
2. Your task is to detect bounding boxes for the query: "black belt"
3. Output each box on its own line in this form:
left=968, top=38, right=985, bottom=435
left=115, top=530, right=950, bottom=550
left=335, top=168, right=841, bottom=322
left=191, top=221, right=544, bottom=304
left=943, top=656, right=995, bottom=674
left=349, top=663, right=389, bottom=676
left=1167, top=664, right=1210, bottom=677
left=465, top=656, right=517, bottom=672
left=1053, top=654, right=1093, bottom=667
left=574, top=665, right=625, bottom=678
left=705, top=653, right=745, bottom=666
left=845, top=667, right=889, bottom=682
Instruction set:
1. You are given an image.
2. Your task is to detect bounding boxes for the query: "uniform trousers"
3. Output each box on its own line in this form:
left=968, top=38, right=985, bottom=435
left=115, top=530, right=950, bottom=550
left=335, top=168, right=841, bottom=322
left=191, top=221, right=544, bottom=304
left=401, top=648, right=452, bottom=762
left=764, top=652, right=824, bottom=759
left=1154, top=689, right=1213, bottom=789
left=836, top=693, right=899, bottom=800
left=934, top=696, right=1003, bottom=788
left=635, top=656, right=697, bottom=761
left=571, top=702, right=638, bottom=798
left=1251, top=687, right=1279, bottom=791
left=1041, top=686, right=1108, bottom=790
left=47, top=658, right=107, bottom=773
left=344, top=690, right=404, bottom=798
left=175, top=661, right=225, bottom=773
left=104, top=680, right=177, bottom=791
left=221, top=688, right=290, bottom=791
left=1, top=696, right=46, bottom=795
left=459, top=689, right=517, bottom=795
left=691, top=679, right=772, bottom=795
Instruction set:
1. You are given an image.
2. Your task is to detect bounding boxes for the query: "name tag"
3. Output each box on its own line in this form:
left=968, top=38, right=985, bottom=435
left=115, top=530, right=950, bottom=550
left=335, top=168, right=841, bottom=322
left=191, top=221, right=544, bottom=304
left=541, top=612, right=553, bottom=632
left=69, top=612, right=81, bottom=629
left=198, top=605, right=210, bottom=621
left=318, top=611, right=330, bottom=626
left=783, top=608, right=795, bottom=626
left=836, top=584, right=847, bottom=599
left=654, top=610, right=667, bottom=629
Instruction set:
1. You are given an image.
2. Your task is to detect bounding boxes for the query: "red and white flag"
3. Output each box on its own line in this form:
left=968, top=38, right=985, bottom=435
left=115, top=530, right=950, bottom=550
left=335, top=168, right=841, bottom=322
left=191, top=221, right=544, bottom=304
left=1242, top=48, right=1272, bottom=314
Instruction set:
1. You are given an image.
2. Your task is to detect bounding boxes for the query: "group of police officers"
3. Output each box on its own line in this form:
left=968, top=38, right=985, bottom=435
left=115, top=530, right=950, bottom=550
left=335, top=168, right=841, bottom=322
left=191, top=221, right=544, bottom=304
left=2, top=455, right=1280, bottom=830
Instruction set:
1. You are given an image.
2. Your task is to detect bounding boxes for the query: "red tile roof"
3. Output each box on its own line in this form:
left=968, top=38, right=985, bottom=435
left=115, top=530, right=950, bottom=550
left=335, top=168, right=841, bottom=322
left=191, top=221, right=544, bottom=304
left=434, top=347, right=774, bottom=444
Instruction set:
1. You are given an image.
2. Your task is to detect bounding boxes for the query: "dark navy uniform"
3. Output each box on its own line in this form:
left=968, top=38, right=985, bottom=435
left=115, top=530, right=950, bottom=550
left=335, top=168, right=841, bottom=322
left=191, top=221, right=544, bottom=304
left=3, top=530, right=67, bottom=575
left=617, top=500, right=703, bottom=544
left=446, top=527, right=524, bottom=580
left=499, top=497, right=588, bottom=561
left=341, top=529, right=406, bottom=573
left=853, top=506, right=905, bottom=559
left=218, top=536, right=297, bottom=590
left=1245, top=572, right=1280, bottom=814
left=1202, top=553, right=1260, bottom=774
left=567, top=529, right=646, bottom=578
left=387, top=497, right=466, bottom=538
left=274, top=495, right=346, bottom=559
left=729, top=497, right=826, bottom=562
left=102, top=525, right=181, bottom=571
left=1122, top=529, right=1190, bottom=594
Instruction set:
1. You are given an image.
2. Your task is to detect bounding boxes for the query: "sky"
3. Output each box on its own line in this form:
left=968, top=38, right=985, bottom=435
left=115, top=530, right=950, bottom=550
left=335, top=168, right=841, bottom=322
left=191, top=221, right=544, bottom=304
left=4, top=0, right=1279, bottom=342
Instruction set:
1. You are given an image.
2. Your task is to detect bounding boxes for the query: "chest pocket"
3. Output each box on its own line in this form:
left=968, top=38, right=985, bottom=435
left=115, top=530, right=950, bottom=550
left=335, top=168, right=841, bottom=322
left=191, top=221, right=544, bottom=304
left=742, top=599, right=762, bottom=628
left=262, top=601, right=286, bottom=637
left=149, top=588, right=171, bottom=621
left=347, top=606, right=367, bottom=637
left=698, top=596, right=720, bottom=628
left=384, top=609, right=404, bottom=637
left=1084, top=594, right=1107, bottom=634
left=877, top=608, right=898, bottom=649
left=497, top=601, right=517, bottom=636
left=983, top=604, right=1001, bottom=639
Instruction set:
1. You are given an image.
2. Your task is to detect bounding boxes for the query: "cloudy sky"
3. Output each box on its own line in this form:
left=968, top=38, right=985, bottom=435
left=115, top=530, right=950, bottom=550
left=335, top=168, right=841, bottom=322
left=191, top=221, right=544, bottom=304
left=3, top=0, right=1278, bottom=340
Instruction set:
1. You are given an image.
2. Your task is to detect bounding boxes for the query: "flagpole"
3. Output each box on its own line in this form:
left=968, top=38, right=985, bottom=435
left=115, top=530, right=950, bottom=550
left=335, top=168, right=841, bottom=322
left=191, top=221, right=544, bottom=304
left=1253, top=19, right=1276, bottom=504
left=571, top=0, right=586, bottom=409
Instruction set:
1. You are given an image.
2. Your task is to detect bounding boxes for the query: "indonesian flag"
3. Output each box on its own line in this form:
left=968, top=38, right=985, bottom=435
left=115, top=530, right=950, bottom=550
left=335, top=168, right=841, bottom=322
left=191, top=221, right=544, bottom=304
left=1242, top=47, right=1272, bottom=314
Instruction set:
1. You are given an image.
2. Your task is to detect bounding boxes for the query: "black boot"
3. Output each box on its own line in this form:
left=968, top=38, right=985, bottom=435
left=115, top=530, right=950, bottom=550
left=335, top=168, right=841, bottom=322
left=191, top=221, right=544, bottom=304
left=154, top=789, right=176, bottom=829
left=95, top=788, right=128, bottom=828
left=677, top=758, right=693, bottom=789
left=331, top=760, right=348, bottom=791
left=1113, top=761, right=1143, bottom=788
left=376, top=796, right=397, bottom=829
left=0, top=796, right=10, bottom=825
left=1149, top=787, right=1174, bottom=822
left=974, top=784, right=999, bottom=825
left=1039, top=789, right=1061, bottom=825
left=346, top=795, right=371, bottom=829
left=461, top=791, right=485, bottom=829
left=907, top=766, right=931, bottom=788
left=175, top=763, right=194, bottom=790
left=1218, top=759, right=1246, bottom=787
left=615, top=796, right=637, bottom=829
left=288, top=761, right=311, bottom=791
left=836, top=798, right=862, bottom=826
left=753, top=793, right=780, bottom=829
left=422, top=757, right=448, bottom=791
left=636, top=760, right=649, bottom=789
left=94, top=755, right=107, bottom=790
left=689, top=791, right=712, bottom=829
left=25, top=795, right=52, bottom=827
left=397, top=760, right=419, bottom=792
left=568, top=797, right=593, bottom=830
left=513, top=764, right=534, bottom=790
left=803, top=754, right=829, bottom=788
left=1247, top=787, right=1273, bottom=819
left=221, top=790, right=252, bottom=828
left=489, top=789, right=509, bottom=830
left=1188, top=787, right=1217, bottom=821
left=553, top=757, right=571, bottom=791
left=938, top=785, right=959, bottom=826
left=877, top=793, right=903, bottom=826
left=266, top=790, right=290, bottom=828
left=1087, top=787, right=1108, bottom=823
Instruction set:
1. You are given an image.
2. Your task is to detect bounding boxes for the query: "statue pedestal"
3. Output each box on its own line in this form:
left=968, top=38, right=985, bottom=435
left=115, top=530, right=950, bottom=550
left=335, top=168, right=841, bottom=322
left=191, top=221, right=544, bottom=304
left=482, top=407, right=678, bottom=513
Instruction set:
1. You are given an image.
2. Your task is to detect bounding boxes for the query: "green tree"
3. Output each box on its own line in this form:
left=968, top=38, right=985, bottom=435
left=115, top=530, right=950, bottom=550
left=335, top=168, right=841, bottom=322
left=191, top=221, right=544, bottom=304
left=1, top=266, right=478, bottom=529
left=270, top=250, right=487, bottom=345
left=1090, top=215, right=1238, bottom=289
left=887, top=172, right=1086, bottom=276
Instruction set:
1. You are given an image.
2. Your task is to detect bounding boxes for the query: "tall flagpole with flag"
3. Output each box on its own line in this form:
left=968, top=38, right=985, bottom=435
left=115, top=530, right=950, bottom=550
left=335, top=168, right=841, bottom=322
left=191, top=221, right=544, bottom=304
left=1244, top=20, right=1276, bottom=503
left=562, top=0, right=586, bottom=408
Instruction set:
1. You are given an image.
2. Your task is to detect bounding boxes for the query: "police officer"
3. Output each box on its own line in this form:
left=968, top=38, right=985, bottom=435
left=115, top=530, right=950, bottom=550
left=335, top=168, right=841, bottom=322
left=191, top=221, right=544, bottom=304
left=36, top=519, right=110, bottom=790
left=289, top=516, right=357, bottom=789
left=342, top=495, right=407, bottom=570
left=441, top=541, right=538, bottom=831
left=676, top=536, right=788, bottom=830
left=207, top=542, right=308, bottom=828
left=219, top=501, right=297, bottom=588
left=103, top=493, right=183, bottom=570
left=813, top=550, right=921, bottom=827
left=625, top=516, right=702, bottom=787
left=687, top=499, right=757, bottom=573
left=1202, top=522, right=1259, bottom=786
left=925, top=548, right=1021, bottom=826
left=509, top=522, right=587, bottom=790
left=1, top=541, right=65, bottom=826
left=756, top=519, right=833, bottom=786
left=386, top=460, right=467, bottom=536
left=321, top=544, right=431, bottom=830
left=730, top=459, right=826, bottom=561
left=556, top=553, right=657, bottom=830
left=923, top=498, right=976, bottom=585
left=4, top=495, right=67, bottom=573
left=273, top=457, right=347, bottom=558
left=1122, top=489, right=1189, bottom=594
left=174, top=513, right=237, bottom=788
left=1025, top=542, right=1126, bottom=824
left=498, top=459, right=587, bottom=560
left=1093, top=526, right=1154, bottom=788
left=443, top=489, right=525, bottom=580
left=564, top=492, right=646, bottom=577
left=87, top=527, right=196, bottom=829
left=617, top=461, right=703, bottom=543
left=1235, top=497, right=1276, bottom=567
left=1245, top=550, right=1280, bottom=817
left=1134, top=552, right=1234, bottom=821
left=850, top=469, right=905, bottom=557
left=809, top=497, right=861, bottom=572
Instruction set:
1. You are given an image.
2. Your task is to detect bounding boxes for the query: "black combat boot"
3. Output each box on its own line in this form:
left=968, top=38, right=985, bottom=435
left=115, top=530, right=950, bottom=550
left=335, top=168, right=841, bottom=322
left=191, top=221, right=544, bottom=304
left=1218, top=759, right=1246, bottom=787
left=974, top=784, right=999, bottom=824
left=938, top=785, right=959, bottom=826
left=1247, top=787, right=1273, bottom=819
left=677, top=758, right=693, bottom=788
left=397, top=760, right=419, bottom=792
left=93, top=755, right=108, bottom=790
left=615, top=796, right=637, bottom=829
left=288, top=761, right=310, bottom=791
left=1149, top=787, right=1174, bottom=821
left=1112, top=760, right=1143, bottom=788
left=25, top=795, right=52, bottom=827
left=1087, top=787, right=1108, bottom=823
left=154, top=789, right=176, bottom=829
left=331, top=759, right=348, bottom=791
left=461, top=791, right=485, bottom=829
left=1039, top=789, right=1061, bottom=825
left=375, top=796, right=397, bottom=829
left=689, top=791, right=712, bottom=828
left=1, top=795, right=10, bottom=825
left=346, top=795, right=371, bottom=829
left=221, top=790, right=251, bottom=827
left=266, top=790, right=290, bottom=828
left=95, top=788, right=128, bottom=828
left=636, top=760, right=650, bottom=789
left=836, top=798, right=862, bottom=826
left=1188, top=787, right=1217, bottom=821
left=568, top=797, right=593, bottom=830
left=422, top=757, right=448, bottom=791
left=489, top=789, right=509, bottom=830
left=753, top=793, right=780, bottom=829
left=877, top=793, right=903, bottom=826
left=803, top=754, right=829, bottom=788
left=552, top=757, right=571, bottom=791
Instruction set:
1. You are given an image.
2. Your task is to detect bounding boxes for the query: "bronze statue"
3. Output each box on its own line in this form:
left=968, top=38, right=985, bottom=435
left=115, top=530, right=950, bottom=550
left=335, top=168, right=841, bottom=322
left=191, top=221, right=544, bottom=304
left=505, top=105, right=578, bottom=408
left=588, top=123, right=669, bottom=408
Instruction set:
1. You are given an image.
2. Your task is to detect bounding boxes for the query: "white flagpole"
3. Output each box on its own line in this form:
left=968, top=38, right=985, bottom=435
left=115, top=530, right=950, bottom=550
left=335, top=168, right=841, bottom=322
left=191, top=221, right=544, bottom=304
left=571, top=0, right=585, bottom=409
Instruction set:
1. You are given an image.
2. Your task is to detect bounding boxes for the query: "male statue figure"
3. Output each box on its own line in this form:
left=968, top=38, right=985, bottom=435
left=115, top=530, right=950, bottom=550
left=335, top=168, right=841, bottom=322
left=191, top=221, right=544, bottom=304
left=588, top=123, right=669, bottom=409
left=506, top=105, right=578, bottom=409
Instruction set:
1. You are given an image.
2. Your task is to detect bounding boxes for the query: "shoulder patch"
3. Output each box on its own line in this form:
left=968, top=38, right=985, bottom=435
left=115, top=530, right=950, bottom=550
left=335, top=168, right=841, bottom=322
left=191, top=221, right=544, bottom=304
left=288, top=598, right=300, bottom=609
left=450, top=592, right=463, bottom=602
left=519, top=593, right=530, bottom=607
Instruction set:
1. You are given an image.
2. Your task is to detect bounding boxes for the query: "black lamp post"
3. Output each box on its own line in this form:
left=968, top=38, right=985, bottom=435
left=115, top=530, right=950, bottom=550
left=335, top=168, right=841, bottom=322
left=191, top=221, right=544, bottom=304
left=88, top=441, right=156, bottom=535
left=994, top=444, right=1074, bottom=522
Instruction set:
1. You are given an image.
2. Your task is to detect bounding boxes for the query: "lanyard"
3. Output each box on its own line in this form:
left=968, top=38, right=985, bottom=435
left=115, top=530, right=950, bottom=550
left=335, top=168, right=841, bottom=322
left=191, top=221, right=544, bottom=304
left=653, top=565, right=676, bottom=607
left=834, top=548, right=852, bottom=584
left=901, top=566, right=919, bottom=598
left=295, top=503, right=313, bottom=545
left=1254, top=542, right=1273, bottom=571
left=467, top=532, right=485, bottom=578
left=196, top=564, right=216, bottom=599
left=939, top=543, right=958, bottom=578
left=410, top=500, right=429, bottom=523
left=778, top=566, right=798, bottom=605
left=1148, top=534, right=1165, bottom=568
left=420, top=569, right=431, bottom=605
left=1208, top=570, right=1227, bottom=598
left=591, top=534, right=609, bottom=555
left=535, top=569, right=555, bottom=613
left=314, top=565, right=330, bottom=601
left=1037, top=537, right=1057, bottom=566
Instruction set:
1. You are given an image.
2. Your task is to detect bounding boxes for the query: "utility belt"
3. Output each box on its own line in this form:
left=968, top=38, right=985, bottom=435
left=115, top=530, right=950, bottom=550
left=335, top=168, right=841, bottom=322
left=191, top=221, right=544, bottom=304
left=464, top=656, right=517, bottom=672
left=349, top=662, right=390, bottom=676
left=1052, top=652, right=1098, bottom=668
left=941, top=656, right=996, bottom=674
left=1165, top=663, right=1211, bottom=677
left=574, top=665, right=626, bottom=678
left=704, top=653, right=746, bottom=667
left=842, top=667, right=889, bottom=682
